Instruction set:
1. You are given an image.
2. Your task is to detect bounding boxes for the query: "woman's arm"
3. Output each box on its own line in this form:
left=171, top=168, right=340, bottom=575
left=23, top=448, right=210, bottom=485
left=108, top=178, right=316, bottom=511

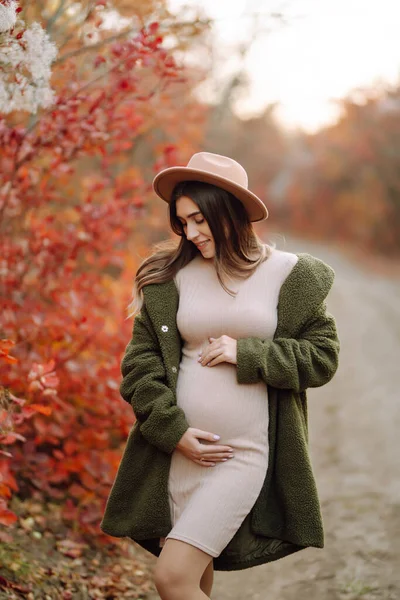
left=120, top=305, right=189, bottom=454
left=236, top=302, right=340, bottom=393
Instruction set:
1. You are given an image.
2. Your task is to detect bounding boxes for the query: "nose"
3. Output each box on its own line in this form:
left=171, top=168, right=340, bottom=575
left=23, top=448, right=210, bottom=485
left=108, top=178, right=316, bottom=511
left=185, top=221, right=200, bottom=241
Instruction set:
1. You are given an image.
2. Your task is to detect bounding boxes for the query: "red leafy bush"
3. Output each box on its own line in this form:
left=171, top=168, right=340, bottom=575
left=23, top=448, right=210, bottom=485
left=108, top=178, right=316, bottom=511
left=0, top=12, right=204, bottom=539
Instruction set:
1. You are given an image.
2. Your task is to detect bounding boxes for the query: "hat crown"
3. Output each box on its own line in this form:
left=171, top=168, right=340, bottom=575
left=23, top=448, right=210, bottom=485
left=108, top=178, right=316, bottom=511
left=151, top=150, right=268, bottom=222
left=186, top=152, right=249, bottom=189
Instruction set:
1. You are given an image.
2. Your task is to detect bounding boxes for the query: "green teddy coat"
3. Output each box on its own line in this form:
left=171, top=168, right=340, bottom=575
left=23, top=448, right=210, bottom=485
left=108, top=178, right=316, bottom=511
left=100, top=252, right=340, bottom=571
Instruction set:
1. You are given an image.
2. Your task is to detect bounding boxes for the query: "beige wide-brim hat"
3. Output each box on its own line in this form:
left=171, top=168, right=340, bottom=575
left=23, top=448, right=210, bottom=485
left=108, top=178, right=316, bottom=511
left=152, top=151, right=268, bottom=222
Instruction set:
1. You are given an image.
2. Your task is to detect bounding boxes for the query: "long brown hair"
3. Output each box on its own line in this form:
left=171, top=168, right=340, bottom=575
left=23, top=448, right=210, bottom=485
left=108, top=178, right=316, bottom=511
left=127, top=181, right=273, bottom=318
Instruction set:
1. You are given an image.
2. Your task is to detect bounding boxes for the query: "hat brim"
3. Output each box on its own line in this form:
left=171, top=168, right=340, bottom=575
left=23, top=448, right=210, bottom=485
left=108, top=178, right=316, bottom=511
left=152, top=167, right=268, bottom=222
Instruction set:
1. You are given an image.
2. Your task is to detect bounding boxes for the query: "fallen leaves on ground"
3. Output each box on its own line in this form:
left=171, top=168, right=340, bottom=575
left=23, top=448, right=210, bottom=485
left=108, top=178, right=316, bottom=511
left=0, top=498, right=157, bottom=599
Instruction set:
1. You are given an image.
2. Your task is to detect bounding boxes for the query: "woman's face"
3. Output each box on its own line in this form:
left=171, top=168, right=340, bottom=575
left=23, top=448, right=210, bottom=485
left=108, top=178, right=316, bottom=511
left=175, top=195, right=215, bottom=259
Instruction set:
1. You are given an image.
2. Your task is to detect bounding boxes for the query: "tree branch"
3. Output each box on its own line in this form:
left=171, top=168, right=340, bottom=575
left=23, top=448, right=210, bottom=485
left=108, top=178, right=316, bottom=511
left=54, top=19, right=212, bottom=66
left=46, top=0, right=67, bottom=34
left=54, top=26, right=137, bottom=65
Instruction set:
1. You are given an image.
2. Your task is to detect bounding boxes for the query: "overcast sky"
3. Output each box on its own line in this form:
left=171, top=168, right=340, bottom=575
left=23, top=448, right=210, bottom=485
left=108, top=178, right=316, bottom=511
left=167, top=0, right=400, bottom=132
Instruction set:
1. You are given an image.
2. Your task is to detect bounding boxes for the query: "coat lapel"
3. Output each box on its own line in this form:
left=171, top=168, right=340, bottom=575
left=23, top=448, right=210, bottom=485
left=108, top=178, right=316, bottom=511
left=275, top=253, right=335, bottom=338
left=143, top=279, right=182, bottom=383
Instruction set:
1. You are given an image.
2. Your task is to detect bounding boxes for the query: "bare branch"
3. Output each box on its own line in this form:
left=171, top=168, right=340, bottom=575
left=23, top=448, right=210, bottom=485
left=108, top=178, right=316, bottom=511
left=46, top=0, right=67, bottom=33
left=54, top=26, right=138, bottom=65
left=54, top=18, right=212, bottom=66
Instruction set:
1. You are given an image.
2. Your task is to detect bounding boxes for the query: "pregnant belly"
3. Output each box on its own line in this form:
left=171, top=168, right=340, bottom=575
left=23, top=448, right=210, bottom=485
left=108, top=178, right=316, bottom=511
left=175, top=359, right=269, bottom=441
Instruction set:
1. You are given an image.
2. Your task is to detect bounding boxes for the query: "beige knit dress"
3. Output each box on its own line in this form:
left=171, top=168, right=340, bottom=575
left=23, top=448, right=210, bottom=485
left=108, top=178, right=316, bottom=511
left=159, top=247, right=298, bottom=557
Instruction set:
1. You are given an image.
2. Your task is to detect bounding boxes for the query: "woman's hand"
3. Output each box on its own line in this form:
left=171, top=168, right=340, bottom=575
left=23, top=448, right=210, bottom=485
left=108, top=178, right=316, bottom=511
left=198, top=335, right=237, bottom=367
left=176, top=427, right=234, bottom=467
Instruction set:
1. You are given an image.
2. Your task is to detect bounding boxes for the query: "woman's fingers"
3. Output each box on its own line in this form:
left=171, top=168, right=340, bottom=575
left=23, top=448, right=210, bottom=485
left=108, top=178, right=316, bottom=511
left=194, top=452, right=235, bottom=466
left=198, top=335, right=237, bottom=367
left=177, top=429, right=235, bottom=467
left=200, top=451, right=234, bottom=460
left=197, top=458, right=217, bottom=467
left=196, top=456, right=233, bottom=467
left=198, top=348, right=222, bottom=366
left=192, top=428, right=229, bottom=445
left=202, top=444, right=234, bottom=453
left=187, top=429, right=235, bottom=465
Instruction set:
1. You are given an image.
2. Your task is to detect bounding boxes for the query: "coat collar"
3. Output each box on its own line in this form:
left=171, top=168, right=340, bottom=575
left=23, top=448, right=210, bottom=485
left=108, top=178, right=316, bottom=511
left=275, top=253, right=335, bottom=337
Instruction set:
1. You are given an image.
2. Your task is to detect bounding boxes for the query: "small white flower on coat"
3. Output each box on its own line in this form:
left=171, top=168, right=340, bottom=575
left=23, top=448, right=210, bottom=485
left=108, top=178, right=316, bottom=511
left=161, top=325, right=168, bottom=332
left=171, top=366, right=177, bottom=373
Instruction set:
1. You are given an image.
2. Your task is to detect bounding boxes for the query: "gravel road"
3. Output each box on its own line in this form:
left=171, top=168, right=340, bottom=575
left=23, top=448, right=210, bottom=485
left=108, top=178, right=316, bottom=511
left=145, top=238, right=400, bottom=600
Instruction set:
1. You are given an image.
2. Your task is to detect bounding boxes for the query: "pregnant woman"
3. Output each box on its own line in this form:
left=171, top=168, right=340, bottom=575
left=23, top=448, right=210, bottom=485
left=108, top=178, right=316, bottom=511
left=100, top=152, right=340, bottom=600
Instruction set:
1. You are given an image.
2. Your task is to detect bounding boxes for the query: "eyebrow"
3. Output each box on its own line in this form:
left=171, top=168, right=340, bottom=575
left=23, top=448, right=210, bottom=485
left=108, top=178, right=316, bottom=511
left=176, top=211, right=202, bottom=221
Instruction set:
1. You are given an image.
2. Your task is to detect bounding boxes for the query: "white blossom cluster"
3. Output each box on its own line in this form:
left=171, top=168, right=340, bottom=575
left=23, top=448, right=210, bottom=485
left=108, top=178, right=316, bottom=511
left=0, top=0, right=17, bottom=34
left=0, top=8, right=58, bottom=114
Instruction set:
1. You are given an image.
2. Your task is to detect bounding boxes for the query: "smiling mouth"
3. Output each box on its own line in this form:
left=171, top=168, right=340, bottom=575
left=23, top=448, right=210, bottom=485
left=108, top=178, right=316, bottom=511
left=196, top=240, right=209, bottom=249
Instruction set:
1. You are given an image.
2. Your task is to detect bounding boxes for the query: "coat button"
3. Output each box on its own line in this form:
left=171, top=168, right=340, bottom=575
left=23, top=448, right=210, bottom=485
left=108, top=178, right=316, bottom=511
left=171, top=366, right=177, bottom=373
left=161, top=325, right=168, bottom=332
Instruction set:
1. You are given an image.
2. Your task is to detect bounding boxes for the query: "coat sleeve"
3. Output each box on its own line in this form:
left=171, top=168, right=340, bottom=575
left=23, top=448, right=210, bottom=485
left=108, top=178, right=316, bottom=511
left=236, top=303, right=340, bottom=393
left=120, top=305, right=189, bottom=454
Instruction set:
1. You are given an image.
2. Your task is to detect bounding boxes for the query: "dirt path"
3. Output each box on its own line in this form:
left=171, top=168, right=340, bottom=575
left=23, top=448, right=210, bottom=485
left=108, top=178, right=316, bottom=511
left=145, top=239, right=400, bottom=600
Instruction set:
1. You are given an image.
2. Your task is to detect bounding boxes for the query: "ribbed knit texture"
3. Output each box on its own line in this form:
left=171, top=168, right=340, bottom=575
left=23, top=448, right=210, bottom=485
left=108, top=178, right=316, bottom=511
left=160, top=248, right=299, bottom=556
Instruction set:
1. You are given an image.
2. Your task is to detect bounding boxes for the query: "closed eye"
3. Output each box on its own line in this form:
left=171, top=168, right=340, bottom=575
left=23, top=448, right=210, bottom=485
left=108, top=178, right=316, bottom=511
left=180, top=219, right=205, bottom=226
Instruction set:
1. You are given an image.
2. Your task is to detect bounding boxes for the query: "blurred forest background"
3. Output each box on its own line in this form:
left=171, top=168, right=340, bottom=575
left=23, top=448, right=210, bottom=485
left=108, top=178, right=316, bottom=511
left=1, top=0, right=400, bottom=597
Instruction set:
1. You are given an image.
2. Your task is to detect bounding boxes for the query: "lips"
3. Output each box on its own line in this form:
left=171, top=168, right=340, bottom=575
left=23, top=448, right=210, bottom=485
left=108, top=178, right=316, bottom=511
left=196, top=240, right=209, bottom=249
